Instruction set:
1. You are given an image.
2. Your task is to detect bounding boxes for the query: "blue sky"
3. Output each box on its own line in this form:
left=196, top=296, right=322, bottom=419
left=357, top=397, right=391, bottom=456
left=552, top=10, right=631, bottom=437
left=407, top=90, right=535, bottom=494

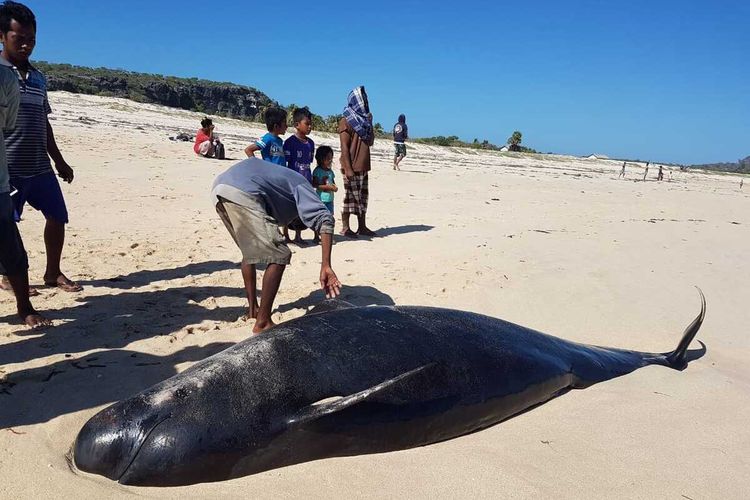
left=24, top=0, right=749, bottom=164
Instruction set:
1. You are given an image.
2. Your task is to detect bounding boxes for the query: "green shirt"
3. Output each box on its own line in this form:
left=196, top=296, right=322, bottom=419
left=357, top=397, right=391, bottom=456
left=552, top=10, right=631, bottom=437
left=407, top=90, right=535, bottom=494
left=0, top=59, right=20, bottom=193
left=313, top=166, right=335, bottom=203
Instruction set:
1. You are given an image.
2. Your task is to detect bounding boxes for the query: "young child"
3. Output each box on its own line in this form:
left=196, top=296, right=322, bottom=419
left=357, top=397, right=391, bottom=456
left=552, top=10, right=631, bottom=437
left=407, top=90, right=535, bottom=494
left=283, top=108, right=315, bottom=244
left=245, top=107, right=287, bottom=166
left=312, top=145, right=337, bottom=244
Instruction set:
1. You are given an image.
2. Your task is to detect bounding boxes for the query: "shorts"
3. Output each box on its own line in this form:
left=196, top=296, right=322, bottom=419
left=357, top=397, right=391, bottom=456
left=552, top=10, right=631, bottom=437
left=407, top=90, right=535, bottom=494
left=323, top=201, right=334, bottom=214
left=10, top=172, right=69, bottom=224
left=197, top=140, right=213, bottom=156
left=215, top=196, right=292, bottom=265
left=394, top=143, right=407, bottom=158
left=0, top=192, right=29, bottom=275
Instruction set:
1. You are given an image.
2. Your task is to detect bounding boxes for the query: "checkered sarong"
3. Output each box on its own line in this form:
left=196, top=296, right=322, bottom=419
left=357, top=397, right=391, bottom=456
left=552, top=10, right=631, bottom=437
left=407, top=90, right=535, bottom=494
left=342, top=172, right=369, bottom=215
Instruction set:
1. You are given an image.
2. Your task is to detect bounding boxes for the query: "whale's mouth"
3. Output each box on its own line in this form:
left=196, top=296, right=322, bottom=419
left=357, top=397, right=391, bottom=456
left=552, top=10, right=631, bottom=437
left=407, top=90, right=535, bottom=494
left=116, top=415, right=171, bottom=482
left=73, top=411, right=172, bottom=482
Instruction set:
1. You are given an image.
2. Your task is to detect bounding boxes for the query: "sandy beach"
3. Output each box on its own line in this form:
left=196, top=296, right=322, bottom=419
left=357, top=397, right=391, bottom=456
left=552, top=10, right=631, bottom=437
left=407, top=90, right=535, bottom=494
left=1, top=91, right=748, bottom=499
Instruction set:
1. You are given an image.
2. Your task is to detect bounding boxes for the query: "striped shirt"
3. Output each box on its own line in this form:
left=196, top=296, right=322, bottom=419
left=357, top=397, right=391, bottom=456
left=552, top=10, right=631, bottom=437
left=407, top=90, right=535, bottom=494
left=3, top=60, right=52, bottom=178
left=0, top=59, right=20, bottom=193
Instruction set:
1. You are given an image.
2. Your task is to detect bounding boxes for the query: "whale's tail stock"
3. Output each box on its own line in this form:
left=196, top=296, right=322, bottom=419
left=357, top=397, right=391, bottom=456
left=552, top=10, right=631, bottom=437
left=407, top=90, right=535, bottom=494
left=664, top=287, right=706, bottom=370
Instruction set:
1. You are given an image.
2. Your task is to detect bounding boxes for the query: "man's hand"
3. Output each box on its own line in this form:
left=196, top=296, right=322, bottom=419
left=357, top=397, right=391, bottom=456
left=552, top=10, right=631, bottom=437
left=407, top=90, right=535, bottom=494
left=344, top=168, right=355, bottom=180
left=320, top=265, right=341, bottom=298
left=56, top=162, right=74, bottom=183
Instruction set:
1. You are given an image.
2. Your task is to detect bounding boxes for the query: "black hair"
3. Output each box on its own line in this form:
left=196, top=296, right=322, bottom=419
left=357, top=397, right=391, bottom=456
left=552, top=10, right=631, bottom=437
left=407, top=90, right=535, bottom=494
left=0, top=1, right=35, bottom=33
left=200, top=117, right=213, bottom=129
left=264, top=107, right=287, bottom=131
left=315, top=145, right=333, bottom=166
left=398, top=114, right=406, bottom=123
left=292, top=107, right=312, bottom=125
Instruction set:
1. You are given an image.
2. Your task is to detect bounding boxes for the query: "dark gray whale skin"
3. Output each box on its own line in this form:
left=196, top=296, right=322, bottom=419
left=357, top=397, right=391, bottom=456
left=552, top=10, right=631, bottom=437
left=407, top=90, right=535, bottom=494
left=73, top=292, right=706, bottom=486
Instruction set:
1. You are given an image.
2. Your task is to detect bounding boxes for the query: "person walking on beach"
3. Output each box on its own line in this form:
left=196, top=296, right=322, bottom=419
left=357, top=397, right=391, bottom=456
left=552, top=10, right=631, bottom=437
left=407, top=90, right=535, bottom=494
left=0, top=1, right=81, bottom=294
left=657, top=165, right=664, bottom=181
left=393, top=114, right=408, bottom=170
left=0, top=23, right=48, bottom=327
left=338, top=86, right=376, bottom=237
left=245, top=107, right=287, bottom=165
left=212, top=157, right=341, bottom=334
left=643, top=162, right=649, bottom=181
left=619, top=161, right=626, bottom=178
left=194, top=117, right=224, bottom=159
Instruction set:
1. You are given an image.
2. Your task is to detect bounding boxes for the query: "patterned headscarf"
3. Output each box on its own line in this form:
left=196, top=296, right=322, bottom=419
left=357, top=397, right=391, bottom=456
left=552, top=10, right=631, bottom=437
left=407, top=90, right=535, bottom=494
left=342, top=86, right=373, bottom=142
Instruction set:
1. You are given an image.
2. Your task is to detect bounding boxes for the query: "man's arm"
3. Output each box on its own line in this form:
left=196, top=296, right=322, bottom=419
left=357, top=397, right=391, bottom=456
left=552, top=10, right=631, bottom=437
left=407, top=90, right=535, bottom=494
left=319, top=232, right=341, bottom=298
left=338, top=129, right=354, bottom=178
left=47, top=119, right=74, bottom=183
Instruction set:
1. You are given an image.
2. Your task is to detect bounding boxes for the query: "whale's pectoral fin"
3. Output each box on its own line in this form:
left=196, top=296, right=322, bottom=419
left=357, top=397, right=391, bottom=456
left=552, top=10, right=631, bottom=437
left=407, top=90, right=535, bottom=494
left=287, top=363, right=437, bottom=427
left=306, top=298, right=357, bottom=316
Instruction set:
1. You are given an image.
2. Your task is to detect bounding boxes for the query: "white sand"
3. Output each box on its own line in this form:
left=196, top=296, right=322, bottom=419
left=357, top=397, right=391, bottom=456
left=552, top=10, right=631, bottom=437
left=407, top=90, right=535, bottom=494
left=1, top=92, right=748, bottom=499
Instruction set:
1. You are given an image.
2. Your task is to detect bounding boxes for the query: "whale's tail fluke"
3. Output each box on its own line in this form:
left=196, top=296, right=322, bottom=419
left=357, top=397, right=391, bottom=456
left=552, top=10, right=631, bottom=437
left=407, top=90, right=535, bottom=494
left=665, top=287, right=706, bottom=370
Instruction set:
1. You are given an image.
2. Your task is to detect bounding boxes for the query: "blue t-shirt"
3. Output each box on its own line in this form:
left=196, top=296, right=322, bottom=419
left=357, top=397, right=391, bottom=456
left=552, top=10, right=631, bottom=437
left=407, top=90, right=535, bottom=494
left=256, top=132, right=285, bottom=166
left=283, top=135, right=314, bottom=183
left=312, top=166, right=335, bottom=203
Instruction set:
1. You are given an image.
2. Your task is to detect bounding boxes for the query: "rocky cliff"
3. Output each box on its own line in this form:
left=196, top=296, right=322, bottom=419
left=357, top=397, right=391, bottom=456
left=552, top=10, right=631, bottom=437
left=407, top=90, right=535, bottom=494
left=36, top=61, right=277, bottom=121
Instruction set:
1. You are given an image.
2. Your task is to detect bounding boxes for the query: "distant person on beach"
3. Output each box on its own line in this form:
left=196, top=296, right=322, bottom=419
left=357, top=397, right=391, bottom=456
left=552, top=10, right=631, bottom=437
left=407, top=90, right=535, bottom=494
left=643, top=162, right=649, bottom=181
left=312, top=145, right=337, bottom=244
left=741, top=178, right=744, bottom=189
left=244, top=107, right=286, bottom=165
left=283, top=107, right=315, bottom=245
left=212, top=157, right=341, bottom=334
left=0, top=9, right=48, bottom=328
left=657, top=165, right=664, bottom=181
left=338, top=86, right=376, bottom=237
left=194, top=117, right=224, bottom=159
left=393, top=114, right=408, bottom=170
left=0, top=1, right=81, bottom=294
left=619, top=161, right=626, bottom=178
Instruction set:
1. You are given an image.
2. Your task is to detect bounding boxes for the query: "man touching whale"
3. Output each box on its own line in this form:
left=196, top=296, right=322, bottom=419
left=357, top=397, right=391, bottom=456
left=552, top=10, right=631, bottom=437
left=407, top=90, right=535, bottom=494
left=212, top=157, right=341, bottom=334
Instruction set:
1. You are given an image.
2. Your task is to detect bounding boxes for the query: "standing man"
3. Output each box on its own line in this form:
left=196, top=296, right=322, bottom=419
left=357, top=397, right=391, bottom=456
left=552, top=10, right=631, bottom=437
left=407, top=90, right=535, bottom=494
left=392, top=114, right=408, bottom=171
left=0, top=12, right=48, bottom=327
left=0, top=1, right=81, bottom=293
left=338, top=86, right=376, bottom=237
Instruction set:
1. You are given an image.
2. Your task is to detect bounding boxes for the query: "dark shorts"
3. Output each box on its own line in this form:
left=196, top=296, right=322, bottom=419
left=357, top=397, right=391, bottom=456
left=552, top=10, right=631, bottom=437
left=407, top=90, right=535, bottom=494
left=323, top=201, right=334, bottom=214
left=0, top=192, right=29, bottom=275
left=394, top=143, right=407, bottom=157
left=10, top=172, right=69, bottom=224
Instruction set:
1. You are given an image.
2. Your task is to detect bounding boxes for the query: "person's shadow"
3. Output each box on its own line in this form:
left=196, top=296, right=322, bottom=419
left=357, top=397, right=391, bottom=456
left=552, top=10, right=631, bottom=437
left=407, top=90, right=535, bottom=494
left=333, top=224, right=433, bottom=242
left=275, top=285, right=395, bottom=314
left=0, top=342, right=233, bottom=428
left=76, top=260, right=237, bottom=289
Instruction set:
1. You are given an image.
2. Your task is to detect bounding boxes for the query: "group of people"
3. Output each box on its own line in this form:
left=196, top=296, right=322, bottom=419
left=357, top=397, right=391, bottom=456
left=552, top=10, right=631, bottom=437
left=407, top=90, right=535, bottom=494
left=0, top=2, right=80, bottom=328
left=618, top=161, right=670, bottom=182
left=205, top=86, right=393, bottom=333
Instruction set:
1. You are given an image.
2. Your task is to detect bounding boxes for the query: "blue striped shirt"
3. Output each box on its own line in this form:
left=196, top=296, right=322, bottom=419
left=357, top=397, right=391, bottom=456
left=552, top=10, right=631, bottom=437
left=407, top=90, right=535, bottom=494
left=3, top=61, right=52, bottom=178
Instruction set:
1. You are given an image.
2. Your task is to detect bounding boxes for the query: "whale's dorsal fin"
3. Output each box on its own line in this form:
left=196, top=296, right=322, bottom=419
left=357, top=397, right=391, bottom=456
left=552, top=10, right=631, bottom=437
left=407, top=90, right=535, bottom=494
left=287, top=363, right=436, bottom=427
left=306, top=298, right=357, bottom=316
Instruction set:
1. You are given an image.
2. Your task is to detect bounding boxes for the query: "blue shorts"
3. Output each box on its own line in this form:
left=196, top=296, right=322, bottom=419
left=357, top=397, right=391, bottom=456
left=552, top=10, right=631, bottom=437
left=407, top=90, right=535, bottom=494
left=0, top=192, right=28, bottom=275
left=323, top=201, right=334, bottom=214
left=10, top=172, right=69, bottom=224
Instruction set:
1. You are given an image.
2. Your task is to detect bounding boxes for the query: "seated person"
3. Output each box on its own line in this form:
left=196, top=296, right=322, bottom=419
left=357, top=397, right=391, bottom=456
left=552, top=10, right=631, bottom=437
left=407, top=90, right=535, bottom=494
left=194, top=117, right=225, bottom=159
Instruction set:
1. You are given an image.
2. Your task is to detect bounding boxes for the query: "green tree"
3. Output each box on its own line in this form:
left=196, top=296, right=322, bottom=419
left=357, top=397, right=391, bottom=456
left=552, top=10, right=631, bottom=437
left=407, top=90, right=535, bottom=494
left=508, top=130, right=522, bottom=146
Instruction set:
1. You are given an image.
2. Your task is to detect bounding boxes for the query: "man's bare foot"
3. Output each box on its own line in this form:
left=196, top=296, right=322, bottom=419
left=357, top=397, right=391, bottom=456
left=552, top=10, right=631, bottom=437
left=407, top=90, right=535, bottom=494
left=1, top=276, right=40, bottom=296
left=251, top=319, right=276, bottom=335
left=19, top=309, right=52, bottom=329
left=357, top=227, right=377, bottom=237
left=44, top=274, right=83, bottom=292
left=242, top=306, right=260, bottom=321
left=340, top=229, right=358, bottom=238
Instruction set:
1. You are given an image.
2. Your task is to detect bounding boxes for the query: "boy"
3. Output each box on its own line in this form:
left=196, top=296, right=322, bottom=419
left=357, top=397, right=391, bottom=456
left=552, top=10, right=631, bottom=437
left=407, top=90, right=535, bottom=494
left=245, top=107, right=286, bottom=166
left=283, top=108, right=314, bottom=244
left=0, top=1, right=81, bottom=293
left=0, top=12, right=48, bottom=327
left=392, top=114, right=408, bottom=170
left=212, top=157, right=341, bottom=334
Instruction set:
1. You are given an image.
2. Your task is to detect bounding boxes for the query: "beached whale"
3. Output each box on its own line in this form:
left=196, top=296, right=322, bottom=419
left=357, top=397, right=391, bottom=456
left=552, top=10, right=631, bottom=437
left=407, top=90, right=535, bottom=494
left=73, top=291, right=706, bottom=486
